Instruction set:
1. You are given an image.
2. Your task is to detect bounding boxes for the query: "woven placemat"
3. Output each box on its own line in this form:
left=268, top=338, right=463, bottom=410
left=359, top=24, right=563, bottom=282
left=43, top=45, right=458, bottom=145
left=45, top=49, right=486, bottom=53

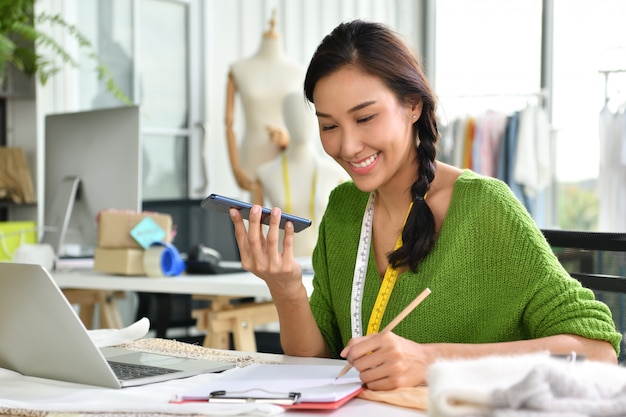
left=115, top=338, right=280, bottom=367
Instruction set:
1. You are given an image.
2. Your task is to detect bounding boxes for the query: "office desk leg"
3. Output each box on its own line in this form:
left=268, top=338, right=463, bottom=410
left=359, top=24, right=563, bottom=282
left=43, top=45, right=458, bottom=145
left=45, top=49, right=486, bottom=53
left=215, top=301, right=278, bottom=352
left=192, top=296, right=279, bottom=352
left=192, top=296, right=233, bottom=350
left=62, top=289, right=125, bottom=329
left=96, top=291, right=124, bottom=329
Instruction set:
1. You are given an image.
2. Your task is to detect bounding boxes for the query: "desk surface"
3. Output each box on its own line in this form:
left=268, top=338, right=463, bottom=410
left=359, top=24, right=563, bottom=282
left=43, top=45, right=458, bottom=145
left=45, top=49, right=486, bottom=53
left=53, top=269, right=314, bottom=299
left=0, top=347, right=424, bottom=417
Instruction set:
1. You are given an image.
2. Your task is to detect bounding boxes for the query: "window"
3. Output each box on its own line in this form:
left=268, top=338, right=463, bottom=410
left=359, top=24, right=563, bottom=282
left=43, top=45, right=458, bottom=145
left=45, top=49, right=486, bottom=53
left=434, top=0, right=547, bottom=223
left=76, top=0, right=204, bottom=201
left=552, top=0, right=626, bottom=231
left=435, top=0, right=542, bottom=109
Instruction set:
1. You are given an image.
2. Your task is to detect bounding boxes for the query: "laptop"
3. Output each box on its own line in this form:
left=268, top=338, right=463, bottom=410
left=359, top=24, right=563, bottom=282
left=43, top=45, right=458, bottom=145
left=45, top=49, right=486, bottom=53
left=0, top=262, right=235, bottom=388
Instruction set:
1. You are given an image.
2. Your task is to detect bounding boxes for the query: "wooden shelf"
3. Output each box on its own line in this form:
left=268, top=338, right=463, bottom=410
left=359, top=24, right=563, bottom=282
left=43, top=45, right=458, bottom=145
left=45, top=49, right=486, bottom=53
left=0, top=201, right=37, bottom=208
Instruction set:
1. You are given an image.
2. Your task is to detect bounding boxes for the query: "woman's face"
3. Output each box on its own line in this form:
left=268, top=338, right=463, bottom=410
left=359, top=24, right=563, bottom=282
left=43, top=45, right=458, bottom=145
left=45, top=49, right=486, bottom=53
left=312, top=65, right=419, bottom=194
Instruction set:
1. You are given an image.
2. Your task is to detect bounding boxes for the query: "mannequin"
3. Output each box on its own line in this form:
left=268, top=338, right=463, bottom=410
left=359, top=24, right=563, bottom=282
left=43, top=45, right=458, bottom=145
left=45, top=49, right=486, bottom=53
left=225, top=12, right=305, bottom=194
left=256, top=92, right=349, bottom=258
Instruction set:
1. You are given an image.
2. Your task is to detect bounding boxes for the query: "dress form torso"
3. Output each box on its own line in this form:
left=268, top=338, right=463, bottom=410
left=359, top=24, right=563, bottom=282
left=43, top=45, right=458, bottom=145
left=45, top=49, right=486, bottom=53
left=228, top=32, right=305, bottom=183
left=256, top=92, right=348, bottom=257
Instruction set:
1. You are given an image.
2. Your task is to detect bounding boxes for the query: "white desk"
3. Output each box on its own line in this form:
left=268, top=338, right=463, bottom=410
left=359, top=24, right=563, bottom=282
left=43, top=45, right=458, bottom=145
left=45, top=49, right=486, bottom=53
left=53, top=269, right=314, bottom=298
left=0, top=349, right=424, bottom=417
left=53, top=269, right=314, bottom=352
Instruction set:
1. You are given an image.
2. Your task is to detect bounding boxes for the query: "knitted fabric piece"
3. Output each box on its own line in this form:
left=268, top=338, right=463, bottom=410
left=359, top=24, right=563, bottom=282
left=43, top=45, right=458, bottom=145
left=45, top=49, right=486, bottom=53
left=492, top=363, right=626, bottom=416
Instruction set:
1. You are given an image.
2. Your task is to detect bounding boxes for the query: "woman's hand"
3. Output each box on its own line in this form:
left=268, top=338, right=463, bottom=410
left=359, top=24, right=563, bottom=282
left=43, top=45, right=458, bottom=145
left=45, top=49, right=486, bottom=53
left=230, top=205, right=302, bottom=296
left=340, top=331, right=431, bottom=390
left=340, top=333, right=618, bottom=391
left=231, top=204, right=329, bottom=357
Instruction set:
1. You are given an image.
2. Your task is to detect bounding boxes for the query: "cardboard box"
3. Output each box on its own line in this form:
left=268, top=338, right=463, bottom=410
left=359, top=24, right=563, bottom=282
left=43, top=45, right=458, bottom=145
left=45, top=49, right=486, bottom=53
left=93, top=247, right=145, bottom=275
left=97, top=210, right=172, bottom=249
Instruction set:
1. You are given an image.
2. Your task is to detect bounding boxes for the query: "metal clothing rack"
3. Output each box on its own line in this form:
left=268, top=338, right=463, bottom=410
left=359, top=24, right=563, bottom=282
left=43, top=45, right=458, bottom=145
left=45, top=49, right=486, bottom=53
left=599, top=69, right=626, bottom=104
left=439, top=88, right=549, bottom=99
left=438, top=88, right=550, bottom=106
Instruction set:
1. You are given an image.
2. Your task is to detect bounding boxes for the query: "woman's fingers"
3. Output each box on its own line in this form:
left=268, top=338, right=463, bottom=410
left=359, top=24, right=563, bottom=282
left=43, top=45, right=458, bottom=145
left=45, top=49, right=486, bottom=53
left=281, top=220, right=296, bottom=266
left=265, top=207, right=284, bottom=267
left=229, top=208, right=248, bottom=251
left=229, top=204, right=299, bottom=280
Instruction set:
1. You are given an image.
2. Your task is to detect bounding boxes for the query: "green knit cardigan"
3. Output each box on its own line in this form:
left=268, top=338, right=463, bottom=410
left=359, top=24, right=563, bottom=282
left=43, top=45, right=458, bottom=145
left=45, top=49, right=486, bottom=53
left=309, top=170, right=621, bottom=358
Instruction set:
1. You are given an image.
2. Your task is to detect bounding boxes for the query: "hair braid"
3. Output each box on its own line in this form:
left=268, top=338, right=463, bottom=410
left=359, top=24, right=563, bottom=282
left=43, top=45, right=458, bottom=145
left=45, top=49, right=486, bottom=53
left=388, top=107, right=438, bottom=271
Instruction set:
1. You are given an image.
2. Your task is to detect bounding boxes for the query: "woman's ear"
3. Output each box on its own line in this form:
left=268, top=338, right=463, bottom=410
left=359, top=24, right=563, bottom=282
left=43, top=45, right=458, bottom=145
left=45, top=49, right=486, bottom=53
left=411, top=101, right=424, bottom=120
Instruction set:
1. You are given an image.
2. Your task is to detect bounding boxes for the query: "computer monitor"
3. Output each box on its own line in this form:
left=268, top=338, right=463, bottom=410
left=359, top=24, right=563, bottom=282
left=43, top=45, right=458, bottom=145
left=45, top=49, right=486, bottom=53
left=43, top=106, right=141, bottom=257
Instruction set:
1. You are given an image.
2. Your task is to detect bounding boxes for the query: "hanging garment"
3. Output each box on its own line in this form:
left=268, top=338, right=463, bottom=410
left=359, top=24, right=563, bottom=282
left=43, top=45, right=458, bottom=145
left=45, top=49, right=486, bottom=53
left=598, top=105, right=626, bottom=232
left=477, top=110, right=508, bottom=178
left=513, top=104, right=551, bottom=198
left=462, top=117, right=476, bottom=169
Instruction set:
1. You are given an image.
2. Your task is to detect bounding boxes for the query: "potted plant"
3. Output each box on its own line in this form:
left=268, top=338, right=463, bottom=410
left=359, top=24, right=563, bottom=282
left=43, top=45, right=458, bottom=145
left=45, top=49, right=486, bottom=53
left=0, top=0, right=130, bottom=103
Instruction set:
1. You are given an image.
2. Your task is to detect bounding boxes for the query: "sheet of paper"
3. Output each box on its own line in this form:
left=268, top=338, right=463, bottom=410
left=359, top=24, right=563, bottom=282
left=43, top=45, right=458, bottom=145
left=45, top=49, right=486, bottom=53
left=182, top=363, right=362, bottom=403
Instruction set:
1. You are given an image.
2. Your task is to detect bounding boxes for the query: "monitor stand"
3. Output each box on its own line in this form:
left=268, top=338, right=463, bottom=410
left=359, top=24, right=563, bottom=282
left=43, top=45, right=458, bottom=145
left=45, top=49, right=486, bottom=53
left=40, top=175, right=81, bottom=258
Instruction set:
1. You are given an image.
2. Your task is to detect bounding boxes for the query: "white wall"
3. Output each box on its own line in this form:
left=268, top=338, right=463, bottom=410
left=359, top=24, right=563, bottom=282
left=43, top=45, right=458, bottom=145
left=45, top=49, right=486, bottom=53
left=203, top=0, right=427, bottom=200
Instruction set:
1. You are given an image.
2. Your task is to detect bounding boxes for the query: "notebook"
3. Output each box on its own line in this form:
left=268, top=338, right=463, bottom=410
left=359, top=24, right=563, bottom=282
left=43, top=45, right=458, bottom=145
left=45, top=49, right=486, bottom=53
left=0, top=262, right=234, bottom=388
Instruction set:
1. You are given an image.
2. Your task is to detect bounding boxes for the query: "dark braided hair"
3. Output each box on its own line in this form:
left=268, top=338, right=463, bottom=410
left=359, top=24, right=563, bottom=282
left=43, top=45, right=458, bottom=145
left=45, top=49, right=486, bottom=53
left=304, top=20, right=439, bottom=271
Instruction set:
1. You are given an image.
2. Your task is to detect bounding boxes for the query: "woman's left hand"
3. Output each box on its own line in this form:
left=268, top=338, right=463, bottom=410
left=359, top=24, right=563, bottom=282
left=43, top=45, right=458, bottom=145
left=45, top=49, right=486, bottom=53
left=340, top=331, right=430, bottom=390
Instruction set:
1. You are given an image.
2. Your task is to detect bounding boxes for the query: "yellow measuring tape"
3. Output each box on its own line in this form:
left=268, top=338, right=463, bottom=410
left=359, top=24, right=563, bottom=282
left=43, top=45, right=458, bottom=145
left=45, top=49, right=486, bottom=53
left=365, top=201, right=414, bottom=335
left=282, top=153, right=317, bottom=225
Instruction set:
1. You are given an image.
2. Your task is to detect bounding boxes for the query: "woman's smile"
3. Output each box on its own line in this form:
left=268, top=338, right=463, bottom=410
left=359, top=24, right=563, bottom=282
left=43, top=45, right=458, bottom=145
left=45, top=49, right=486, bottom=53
left=349, top=152, right=380, bottom=172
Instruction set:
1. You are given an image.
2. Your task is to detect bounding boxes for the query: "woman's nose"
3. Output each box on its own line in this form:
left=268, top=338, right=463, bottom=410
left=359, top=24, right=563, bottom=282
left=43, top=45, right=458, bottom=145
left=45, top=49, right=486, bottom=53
left=338, top=127, right=364, bottom=159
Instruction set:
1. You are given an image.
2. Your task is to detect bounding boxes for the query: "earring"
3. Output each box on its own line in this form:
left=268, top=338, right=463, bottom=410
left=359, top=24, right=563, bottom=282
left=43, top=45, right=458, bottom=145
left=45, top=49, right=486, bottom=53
left=412, top=115, right=417, bottom=119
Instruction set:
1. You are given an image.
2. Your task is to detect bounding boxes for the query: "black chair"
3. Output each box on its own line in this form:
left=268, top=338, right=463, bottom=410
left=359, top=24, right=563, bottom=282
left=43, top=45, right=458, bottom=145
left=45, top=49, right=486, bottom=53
left=541, top=229, right=626, bottom=363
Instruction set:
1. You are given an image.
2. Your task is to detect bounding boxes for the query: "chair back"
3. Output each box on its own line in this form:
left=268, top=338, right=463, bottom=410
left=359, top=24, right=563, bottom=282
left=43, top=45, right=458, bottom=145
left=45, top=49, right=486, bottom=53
left=542, top=229, right=626, bottom=362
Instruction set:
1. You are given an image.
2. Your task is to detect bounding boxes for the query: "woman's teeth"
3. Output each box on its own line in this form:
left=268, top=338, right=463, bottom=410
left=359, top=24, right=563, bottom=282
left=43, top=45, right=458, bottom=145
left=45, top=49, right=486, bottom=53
left=350, top=153, right=378, bottom=168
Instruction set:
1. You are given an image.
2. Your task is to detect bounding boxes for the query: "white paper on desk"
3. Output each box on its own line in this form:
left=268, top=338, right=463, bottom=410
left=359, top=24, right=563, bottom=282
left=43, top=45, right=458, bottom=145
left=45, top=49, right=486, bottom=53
left=88, top=317, right=150, bottom=347
left=182, top=363, right=363, bottom=403
left=0, top=369, right=284, bottom=416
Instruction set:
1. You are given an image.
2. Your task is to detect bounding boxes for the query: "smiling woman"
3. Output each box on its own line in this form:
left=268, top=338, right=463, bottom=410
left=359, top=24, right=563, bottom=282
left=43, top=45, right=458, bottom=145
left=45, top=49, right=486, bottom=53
left=8, top=0, right=625, bottom=361
left=228, top=19, right=621, bottom=392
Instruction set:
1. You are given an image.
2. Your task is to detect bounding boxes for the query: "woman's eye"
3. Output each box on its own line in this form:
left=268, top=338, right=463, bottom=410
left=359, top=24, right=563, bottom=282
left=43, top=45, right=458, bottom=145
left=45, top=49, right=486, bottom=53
left=321, top=124, right=337, bottom=131
left=357, top=115, right=375, bottom=123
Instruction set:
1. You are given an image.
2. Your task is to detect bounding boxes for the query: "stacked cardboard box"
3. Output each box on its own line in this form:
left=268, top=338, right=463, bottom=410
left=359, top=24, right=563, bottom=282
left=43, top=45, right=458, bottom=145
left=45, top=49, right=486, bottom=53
left=93, top=210, right=173, bottom=275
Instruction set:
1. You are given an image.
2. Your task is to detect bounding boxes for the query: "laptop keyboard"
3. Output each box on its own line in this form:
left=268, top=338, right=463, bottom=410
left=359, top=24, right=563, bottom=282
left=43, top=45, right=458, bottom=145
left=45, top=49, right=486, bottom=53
left=108, top=360, right=179, bottom=381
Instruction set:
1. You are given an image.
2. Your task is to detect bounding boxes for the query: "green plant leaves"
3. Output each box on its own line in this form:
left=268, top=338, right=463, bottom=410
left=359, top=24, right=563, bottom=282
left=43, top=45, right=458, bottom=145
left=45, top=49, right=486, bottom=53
left=1, top=0, right=131, bottom=104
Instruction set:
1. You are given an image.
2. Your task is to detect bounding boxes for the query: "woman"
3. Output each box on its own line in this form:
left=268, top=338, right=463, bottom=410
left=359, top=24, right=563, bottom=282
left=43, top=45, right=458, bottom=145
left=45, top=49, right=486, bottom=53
left=229, top=20, right=621, bottom=391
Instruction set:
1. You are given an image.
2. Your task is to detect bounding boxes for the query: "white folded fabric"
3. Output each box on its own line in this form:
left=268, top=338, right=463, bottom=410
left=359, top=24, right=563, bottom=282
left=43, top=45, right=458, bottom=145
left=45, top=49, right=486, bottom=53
left=88, top=317, right=150, bottom=347
left=428, top=352, right=626, bottom=417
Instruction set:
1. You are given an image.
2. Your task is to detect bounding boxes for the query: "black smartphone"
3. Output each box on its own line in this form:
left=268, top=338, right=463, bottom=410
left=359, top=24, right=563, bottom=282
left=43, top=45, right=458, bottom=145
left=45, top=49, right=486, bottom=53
left=200, top=194, right=312, bottom=233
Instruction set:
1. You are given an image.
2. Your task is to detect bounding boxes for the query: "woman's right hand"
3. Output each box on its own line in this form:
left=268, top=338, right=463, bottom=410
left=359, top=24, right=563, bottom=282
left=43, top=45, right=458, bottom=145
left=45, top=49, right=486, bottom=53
left=229, top=205, right=303, bottom=296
